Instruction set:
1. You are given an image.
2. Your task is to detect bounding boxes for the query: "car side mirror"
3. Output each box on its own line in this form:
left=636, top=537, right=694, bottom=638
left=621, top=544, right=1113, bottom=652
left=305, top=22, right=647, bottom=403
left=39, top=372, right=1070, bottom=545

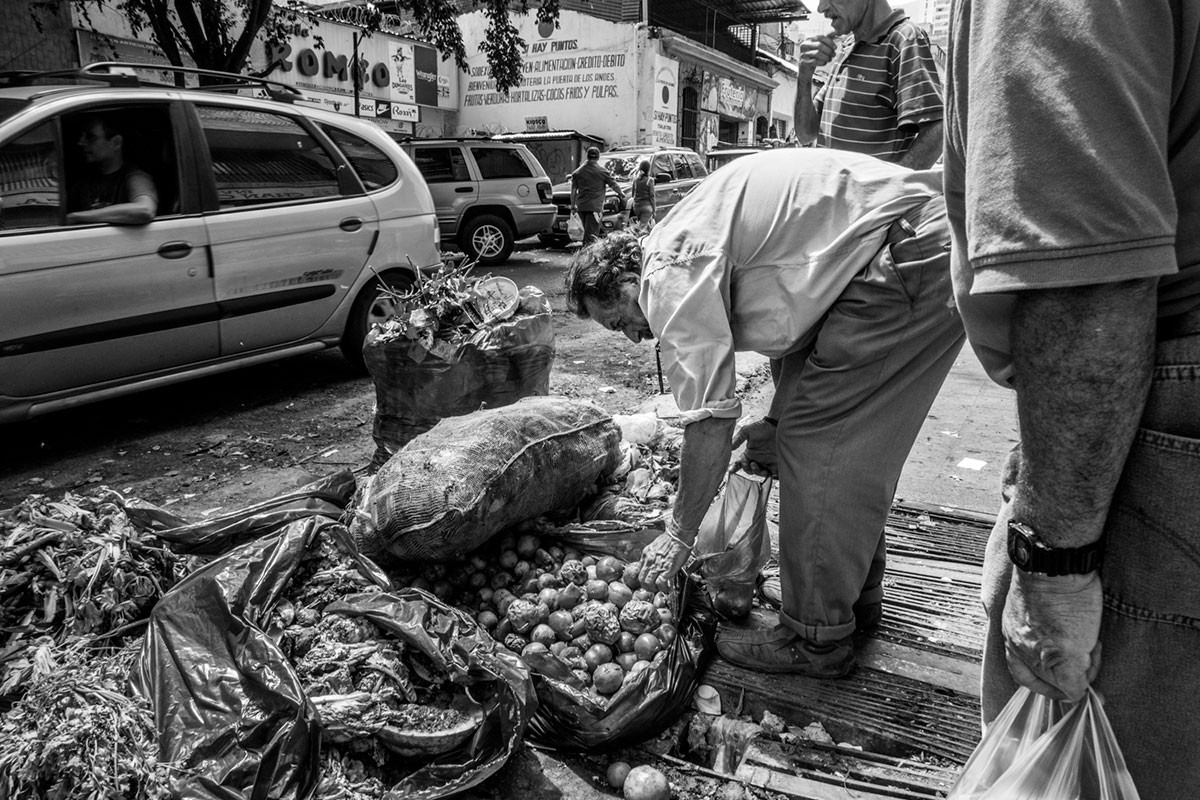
left=655, top=173, right=672, bottom=183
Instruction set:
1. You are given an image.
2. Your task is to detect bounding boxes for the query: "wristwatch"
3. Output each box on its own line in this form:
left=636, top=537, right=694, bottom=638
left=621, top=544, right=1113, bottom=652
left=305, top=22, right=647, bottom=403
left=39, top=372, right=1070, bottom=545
left=1007, top=520, right=1103, bottom=576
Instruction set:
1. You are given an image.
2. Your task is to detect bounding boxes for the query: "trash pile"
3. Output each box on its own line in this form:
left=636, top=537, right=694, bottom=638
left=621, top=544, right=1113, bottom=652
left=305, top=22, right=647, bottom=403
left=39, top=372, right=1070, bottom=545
left=0, top=393, right=736, bottom=798
left=0, top=490, right=183, bottom=798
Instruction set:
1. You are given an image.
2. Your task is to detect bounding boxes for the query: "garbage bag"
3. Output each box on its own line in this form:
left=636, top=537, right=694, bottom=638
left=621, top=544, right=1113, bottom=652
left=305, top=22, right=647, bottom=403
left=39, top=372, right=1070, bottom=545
left=133, top=514, right=535, bottom=799
left=693, top=471, right=773, bottom=620
left=567, top=212, right=585, bottom=243
left=946, top=686, right=1141, bottom=800
left=124, top=469, right=357, bottom=556
left=351, top=396, right=621, bottom=563
left=363, top=289, right=555, bottom=468
left=522, top=526, right=716, bottom=752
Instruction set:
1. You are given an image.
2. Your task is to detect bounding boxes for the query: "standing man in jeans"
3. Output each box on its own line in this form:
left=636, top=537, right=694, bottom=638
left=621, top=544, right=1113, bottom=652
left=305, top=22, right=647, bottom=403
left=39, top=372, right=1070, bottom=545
left=945, top=1, right=1200, bottom=796
left=794, top=0, right=943, bottom=169
left=570, top=146, right=625, bottom=245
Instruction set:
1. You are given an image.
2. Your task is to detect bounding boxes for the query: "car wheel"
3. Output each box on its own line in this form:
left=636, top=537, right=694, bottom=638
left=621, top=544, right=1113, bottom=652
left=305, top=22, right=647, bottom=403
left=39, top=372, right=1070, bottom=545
left=341, top=270, right=415, bottom=371
left=460, top=214, right=514, bottom=266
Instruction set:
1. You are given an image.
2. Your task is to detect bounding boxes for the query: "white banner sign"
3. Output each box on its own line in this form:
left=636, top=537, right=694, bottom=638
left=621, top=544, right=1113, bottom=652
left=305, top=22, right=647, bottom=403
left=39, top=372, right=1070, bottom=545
left=652, top=54, right=679, bottom=146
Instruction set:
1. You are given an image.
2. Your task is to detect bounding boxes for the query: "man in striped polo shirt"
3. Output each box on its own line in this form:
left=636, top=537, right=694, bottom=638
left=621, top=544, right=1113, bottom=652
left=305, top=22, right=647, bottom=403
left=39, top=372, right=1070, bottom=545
left=794, top=0, right=943, bottom=169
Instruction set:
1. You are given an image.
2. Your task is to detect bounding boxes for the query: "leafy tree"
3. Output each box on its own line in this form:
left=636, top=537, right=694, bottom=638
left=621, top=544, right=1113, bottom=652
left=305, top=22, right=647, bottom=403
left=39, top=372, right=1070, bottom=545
left=28, top=0, right=559, bottom=92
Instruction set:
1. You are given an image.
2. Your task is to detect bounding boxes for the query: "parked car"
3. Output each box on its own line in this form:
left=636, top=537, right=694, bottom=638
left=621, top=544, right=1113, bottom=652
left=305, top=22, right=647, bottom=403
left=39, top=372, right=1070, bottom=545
left=398, top=138, right=555, bottom=265
left=540, top=145, right=709, bottom=247
left=0, top=62, right=441, bottom=423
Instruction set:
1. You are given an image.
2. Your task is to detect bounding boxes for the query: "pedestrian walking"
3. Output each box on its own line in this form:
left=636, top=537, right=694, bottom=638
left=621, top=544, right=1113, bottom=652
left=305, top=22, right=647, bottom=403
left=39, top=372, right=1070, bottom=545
left=570, top=146, right=625, bottom=245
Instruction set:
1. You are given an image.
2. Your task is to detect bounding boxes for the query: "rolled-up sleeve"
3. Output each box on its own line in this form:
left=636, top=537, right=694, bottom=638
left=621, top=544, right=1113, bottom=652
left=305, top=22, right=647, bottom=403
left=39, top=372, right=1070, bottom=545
left=641, top=250, right=743, bottom=426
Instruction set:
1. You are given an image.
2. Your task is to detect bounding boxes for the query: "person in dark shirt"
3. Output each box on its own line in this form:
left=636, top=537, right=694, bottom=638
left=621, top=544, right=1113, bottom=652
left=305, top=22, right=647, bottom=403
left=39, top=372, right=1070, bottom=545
left=570, top=146, right=625, bottom=245
left=66, top=113, right=157, bottom=225
left=629, top=159, right=656, bottom=227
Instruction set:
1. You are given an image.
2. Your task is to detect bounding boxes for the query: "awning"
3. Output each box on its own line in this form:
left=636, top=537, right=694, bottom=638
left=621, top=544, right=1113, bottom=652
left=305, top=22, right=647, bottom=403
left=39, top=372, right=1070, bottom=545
left=654, top=0, right=810, bottom=25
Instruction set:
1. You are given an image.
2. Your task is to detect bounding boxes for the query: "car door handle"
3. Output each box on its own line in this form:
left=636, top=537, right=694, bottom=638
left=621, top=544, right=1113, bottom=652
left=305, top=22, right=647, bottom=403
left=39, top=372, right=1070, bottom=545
left=157, top=241, right=193, bottom=259
left=455, top=187, right=474, bottom=193
left=339, top=217, right=364, bottom=232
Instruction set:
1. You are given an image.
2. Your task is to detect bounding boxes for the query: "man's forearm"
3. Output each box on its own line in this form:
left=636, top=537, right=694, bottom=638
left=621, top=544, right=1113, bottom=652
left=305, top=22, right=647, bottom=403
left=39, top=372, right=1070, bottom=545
left=1010, top=278, right=1158, bottom=547
left=673, top=416, right=738, bottom=531
left=793, top=74, right=819, bottom=146
left=897, top=119, right=944, bottom=170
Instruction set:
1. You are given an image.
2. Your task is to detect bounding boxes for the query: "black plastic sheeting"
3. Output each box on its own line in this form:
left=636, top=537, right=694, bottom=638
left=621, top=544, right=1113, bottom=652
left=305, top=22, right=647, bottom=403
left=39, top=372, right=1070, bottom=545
left=523, top=526, right=717, bottom=752
left=131, top=473, right=535, bottom=799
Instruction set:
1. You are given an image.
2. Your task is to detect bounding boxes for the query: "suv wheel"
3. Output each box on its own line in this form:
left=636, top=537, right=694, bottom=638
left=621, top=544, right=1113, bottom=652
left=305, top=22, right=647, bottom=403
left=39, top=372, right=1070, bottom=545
left=341, top=269, right=415, bottom=370
left=461, top=214, right=514, bottom=266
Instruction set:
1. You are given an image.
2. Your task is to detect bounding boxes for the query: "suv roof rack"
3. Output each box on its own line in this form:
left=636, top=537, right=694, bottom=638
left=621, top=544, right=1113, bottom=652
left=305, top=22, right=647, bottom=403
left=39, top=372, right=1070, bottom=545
left=392, top=135, right=494, bottom=143
left=0, top=62, right=303, bottom=103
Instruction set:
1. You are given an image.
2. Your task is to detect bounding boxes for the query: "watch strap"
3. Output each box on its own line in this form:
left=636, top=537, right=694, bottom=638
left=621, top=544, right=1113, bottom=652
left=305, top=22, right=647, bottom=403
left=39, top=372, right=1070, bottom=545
left=1007, top=521, right=1103, bottom=576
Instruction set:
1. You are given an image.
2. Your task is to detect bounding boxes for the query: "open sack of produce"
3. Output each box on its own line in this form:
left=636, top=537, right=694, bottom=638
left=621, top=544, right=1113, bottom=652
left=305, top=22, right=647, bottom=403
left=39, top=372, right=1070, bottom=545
left=363, top=262, right=556, bottom=467
left=389, top=524, right=715, bottom=753
left=134, top=512, right=536, bottom=799
left=351, top=395, right=622, bottom=563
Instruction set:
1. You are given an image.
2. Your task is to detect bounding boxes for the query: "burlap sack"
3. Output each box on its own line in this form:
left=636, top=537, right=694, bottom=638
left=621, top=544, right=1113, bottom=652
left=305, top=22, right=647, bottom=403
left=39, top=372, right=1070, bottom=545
left=350, top=396, right=621, bottom=562
left=364, top=293, right=555, bottom=469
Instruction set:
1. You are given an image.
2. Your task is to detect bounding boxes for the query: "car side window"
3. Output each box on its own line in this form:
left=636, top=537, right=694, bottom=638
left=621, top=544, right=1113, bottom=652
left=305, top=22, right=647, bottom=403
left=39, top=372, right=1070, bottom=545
left=652, top=154, right=674, bottom=181
left=320, top=124, right=398, bottom=190
left=688, top=153, right=708, bottom=178
left=470, top=146, right=533, bottom=179
left=413, top=147, right=471, bottom=183
left=671, top=153, right=693, bottom=180
left=197, top=105, right=341, bottom=209
left=0, top=121, right=60, bottom=230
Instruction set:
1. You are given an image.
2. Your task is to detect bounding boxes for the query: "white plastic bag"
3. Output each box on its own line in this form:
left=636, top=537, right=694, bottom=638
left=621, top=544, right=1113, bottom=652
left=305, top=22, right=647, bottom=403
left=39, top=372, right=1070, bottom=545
left=693, top=471, right=773, bottom=619
left=947, top=686, right=1141, bottom=800
left=567, top=211, right=585, bottom=242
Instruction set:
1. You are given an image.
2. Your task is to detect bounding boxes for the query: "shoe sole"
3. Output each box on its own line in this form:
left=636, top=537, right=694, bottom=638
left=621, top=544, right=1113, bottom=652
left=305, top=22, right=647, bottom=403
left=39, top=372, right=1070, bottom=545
left=715, top=645, right=856, bottom=678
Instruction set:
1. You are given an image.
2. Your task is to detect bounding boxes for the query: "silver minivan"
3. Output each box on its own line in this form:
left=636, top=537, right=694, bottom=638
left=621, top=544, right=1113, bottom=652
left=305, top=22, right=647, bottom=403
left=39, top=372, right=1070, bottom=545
left=0, top=64, right=441, bottom=423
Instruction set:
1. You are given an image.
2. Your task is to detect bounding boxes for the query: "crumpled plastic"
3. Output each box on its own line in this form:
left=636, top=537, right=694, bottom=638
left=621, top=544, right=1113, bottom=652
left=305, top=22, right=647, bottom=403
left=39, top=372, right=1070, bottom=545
left=946, top=686, right=1141, bottom=799
left=522, top=525, right=716, bottom=752
left=693, top=471, right=773, bottom=618
left=131, top=477, right=535, bottom=799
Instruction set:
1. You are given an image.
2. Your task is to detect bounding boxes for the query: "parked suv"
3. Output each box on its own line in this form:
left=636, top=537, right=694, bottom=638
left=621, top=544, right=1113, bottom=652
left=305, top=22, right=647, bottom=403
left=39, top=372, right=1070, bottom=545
left=541, top=145, right=709, bottom=246
left=399, top=138, right=555, bottom=265
left=0, top=63, right=441, bottom=423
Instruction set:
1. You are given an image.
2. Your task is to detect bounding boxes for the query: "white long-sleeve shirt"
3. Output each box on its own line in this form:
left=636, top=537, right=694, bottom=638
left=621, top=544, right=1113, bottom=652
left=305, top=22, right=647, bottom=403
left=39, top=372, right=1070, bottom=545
left=639, top=148, right=942, bottom=424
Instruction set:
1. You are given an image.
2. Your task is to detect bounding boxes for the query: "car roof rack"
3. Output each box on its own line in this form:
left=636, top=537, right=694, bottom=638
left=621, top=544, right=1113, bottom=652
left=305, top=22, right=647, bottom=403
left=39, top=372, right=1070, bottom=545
left=0, top=62, right=304, bottom=102
left=392, top=135, right=494, bottom=143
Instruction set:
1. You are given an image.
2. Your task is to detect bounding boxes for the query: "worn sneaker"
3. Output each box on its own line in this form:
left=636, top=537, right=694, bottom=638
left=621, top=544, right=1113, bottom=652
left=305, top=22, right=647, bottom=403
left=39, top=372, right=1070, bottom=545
left=716, top=623, right=855, bottom=677
left=756, top=574, right=884, bottom=635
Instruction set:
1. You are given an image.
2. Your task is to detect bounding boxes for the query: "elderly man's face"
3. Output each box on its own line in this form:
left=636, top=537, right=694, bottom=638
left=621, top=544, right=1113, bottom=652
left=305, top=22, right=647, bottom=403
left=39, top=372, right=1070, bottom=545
left=582, top=280, right=654, bottom=344
left=816, top=0, right=870, bottom=36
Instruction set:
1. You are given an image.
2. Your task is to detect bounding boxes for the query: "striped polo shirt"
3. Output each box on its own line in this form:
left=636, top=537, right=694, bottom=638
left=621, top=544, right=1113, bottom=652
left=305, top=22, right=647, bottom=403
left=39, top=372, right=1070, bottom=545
left=814, top=11, right=943, bottom=162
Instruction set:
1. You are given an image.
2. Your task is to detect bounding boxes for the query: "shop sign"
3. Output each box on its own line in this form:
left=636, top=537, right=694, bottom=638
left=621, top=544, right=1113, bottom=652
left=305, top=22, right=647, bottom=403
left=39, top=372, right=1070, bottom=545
left=717, top=76, right=755, bottom=118
left=525, top=116, right=549, bottom=132
left=652, top=54, right=679, bottom=146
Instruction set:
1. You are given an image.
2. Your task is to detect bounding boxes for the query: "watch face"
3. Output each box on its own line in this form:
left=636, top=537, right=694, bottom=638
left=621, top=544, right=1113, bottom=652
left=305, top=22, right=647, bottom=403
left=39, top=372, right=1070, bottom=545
left=1011, top=535, right=1031, bottom=566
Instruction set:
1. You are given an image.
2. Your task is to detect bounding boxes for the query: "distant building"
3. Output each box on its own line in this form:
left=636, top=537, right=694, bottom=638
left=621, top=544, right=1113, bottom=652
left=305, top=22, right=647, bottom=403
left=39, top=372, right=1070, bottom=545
left=924, top=0, right=951, bottom=50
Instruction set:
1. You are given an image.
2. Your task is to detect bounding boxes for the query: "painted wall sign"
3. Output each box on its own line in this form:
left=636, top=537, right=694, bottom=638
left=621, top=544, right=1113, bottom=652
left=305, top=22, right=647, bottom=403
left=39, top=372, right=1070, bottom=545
left=652, top=54, right=679, bottom=146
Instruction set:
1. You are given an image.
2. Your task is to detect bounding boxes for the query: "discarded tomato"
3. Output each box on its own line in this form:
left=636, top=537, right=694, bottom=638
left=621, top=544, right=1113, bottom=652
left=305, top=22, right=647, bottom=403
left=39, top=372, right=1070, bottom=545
left=583, top=643, right=614, bottom=670
left=596, top=555, right=623, bottom=582
left=606, top=761, right=632, bottom=789
left=634, top=632, right=661, bottom=660
left=623, top=765, right=670, bottom=800
left=608, top=581, right=633, bottom=608
left=592, top=662, right=624, bottom=695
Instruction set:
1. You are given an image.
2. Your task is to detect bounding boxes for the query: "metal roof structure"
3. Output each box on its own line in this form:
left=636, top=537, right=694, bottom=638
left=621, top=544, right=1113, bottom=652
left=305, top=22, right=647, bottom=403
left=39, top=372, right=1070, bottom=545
left=658, top=0, right=811, bottom=25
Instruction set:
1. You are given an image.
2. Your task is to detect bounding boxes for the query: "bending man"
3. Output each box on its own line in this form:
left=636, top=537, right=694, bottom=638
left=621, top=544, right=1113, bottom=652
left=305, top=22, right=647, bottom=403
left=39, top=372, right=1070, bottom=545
left=566, top=149, right=964, bottom=677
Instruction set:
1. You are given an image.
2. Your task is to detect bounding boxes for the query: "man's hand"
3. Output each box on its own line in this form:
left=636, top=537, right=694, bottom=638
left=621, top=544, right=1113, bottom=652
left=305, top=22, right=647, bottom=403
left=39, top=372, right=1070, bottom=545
left=730, top=417, right=778, bottom=477
left=637, top=518, right=696, bottom=592
left=1002, top=569, right=1103, bottom=703
left=798, top=32, right=837, bottom=75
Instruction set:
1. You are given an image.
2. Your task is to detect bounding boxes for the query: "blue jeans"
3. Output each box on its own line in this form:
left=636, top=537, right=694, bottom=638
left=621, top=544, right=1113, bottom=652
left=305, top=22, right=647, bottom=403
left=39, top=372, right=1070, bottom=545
left=980, top=331, right=1200, bottom=799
